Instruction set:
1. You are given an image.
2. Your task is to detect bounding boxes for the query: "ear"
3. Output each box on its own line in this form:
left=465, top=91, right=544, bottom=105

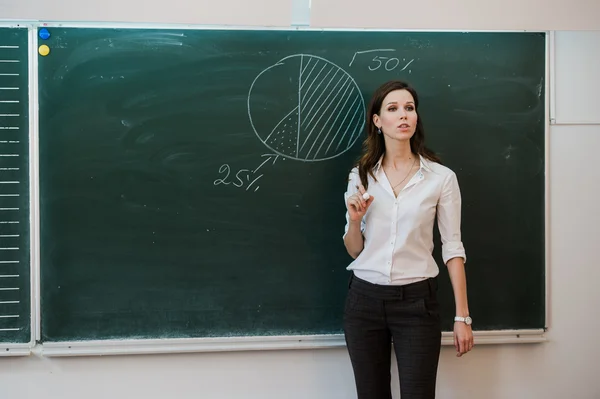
left=372, top=114, right=381, bottom=129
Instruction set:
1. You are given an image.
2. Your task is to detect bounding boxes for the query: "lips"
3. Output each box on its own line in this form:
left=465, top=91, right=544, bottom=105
left=398, top=124, right=410, bottom=128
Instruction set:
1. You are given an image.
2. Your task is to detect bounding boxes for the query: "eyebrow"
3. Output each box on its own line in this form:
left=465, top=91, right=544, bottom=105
left=386, top=101, right=415, bottom=105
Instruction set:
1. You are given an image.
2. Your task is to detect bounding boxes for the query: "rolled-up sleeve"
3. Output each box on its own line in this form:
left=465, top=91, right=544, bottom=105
left=437, top=171, right=467, bottom=264
left=342, top=168, right=366, bottom=239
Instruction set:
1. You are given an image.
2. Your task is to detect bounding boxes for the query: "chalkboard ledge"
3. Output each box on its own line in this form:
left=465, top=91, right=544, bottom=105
left=0, top=343, right=32, bottom=357
left=40, top=330, right=547, bottom=357
left=458, top=329, right=547, bottom=345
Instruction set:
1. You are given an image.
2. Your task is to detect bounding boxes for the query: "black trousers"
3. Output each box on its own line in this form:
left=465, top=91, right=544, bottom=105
left=343, top=273, right=442, bottom=399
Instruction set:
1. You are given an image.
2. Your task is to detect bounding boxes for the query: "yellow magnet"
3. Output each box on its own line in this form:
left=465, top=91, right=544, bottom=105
left=38, top=45, right=50, bottom=56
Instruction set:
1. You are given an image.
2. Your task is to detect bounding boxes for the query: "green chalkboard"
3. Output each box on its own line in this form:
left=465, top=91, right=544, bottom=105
left=0, top=27, right=31, bottom=344
left=38, top=27, right=546, bottom=342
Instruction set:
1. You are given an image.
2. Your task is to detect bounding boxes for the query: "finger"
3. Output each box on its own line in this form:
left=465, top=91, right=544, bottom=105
left=355, top=197, right=365, bottom=212
left=454, top=333, right=459, bottom=354
left=456, top=336, right=464, bottom=356
left=357, top=185, right=373, bottom=208
left=353, top=192, right=366, bottom=208
left=460, top=339, right=468, bottom=355
left=349, top=198, right=363, bottom=213
left=347, top=199, right=357, bottom=212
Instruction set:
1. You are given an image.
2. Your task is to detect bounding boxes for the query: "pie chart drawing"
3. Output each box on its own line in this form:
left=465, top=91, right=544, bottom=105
left=247, top=54, right=365, bottom=162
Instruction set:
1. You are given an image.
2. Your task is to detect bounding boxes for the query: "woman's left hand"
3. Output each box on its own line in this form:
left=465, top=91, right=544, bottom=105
left=453, top=322, right=474, bottom=357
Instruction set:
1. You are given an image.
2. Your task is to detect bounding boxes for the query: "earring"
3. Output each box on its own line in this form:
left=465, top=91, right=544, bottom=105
left=377, top=128, right=382, bottom=135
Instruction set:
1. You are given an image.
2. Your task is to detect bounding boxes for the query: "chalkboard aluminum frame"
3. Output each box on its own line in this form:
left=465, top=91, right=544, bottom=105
left=7, top=21, right=552, bottom=357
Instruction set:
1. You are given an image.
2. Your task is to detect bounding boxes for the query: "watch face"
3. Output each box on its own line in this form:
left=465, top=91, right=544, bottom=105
left=465, top=317, right=472, bottom=325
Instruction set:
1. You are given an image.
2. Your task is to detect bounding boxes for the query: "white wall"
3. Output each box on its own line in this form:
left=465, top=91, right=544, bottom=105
left=311, top=0, right=600, bottom=30
left=1, top=1, right=600, bottom=398
left=0, top=0, right=291, bottom=26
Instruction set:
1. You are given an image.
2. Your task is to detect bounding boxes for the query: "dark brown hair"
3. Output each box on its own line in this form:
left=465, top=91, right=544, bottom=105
left=356, top=80, right=441, bottom=189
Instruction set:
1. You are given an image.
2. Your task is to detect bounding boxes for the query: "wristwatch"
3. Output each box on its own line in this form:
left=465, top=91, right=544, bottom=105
left=454, top=316, right=472, bottom=325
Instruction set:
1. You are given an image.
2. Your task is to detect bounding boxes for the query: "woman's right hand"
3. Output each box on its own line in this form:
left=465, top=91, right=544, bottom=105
left=347, top=184, right=374, bottom=222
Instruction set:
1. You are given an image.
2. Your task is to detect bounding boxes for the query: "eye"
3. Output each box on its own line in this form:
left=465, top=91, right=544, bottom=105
left=388, top=106, right=397, bottom=111
left=405, top=105, right=415, bottom=111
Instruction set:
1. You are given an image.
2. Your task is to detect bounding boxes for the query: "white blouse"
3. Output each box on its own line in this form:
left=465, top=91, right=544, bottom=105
left=343, top=155, right=467, bottom=286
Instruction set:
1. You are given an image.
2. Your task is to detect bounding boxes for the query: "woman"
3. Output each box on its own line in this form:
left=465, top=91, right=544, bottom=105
left=342, top=80, right=474, bottom=399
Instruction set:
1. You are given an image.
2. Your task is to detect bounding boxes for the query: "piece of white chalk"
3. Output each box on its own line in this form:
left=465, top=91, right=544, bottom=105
left=362, top=192, right=370, bottom=200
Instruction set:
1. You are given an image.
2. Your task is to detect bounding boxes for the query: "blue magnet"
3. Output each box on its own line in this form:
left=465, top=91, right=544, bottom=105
left=39, top=28, right=51, bottom=40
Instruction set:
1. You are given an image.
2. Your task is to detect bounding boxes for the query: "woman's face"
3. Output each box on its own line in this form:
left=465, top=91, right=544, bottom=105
left=373, top=89, right=418, bottom=142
